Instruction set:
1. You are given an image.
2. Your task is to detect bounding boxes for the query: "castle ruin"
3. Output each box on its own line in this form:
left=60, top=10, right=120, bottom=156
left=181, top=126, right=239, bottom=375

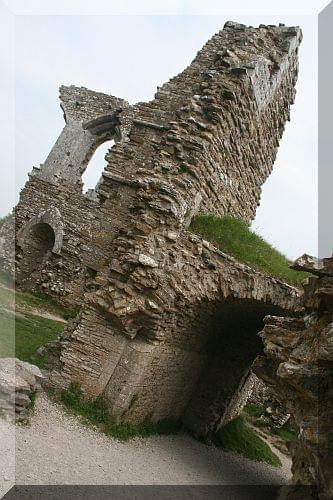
left=1, top=21, right=302, bottom=437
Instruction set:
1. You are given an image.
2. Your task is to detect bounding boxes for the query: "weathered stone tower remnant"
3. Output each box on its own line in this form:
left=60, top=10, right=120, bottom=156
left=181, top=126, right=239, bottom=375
left=0, top=22, right=302, bottom=436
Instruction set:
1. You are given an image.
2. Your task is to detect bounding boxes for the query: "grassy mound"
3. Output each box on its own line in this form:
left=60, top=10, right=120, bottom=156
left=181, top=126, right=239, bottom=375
left=244, top=402, right=297, bottom=452
left=244, top=403, right=265, bottom=419
left=214, top=415, right=281, bottom=467
left=16, top=289, right=77, bottom=321
left=0, top=279, right=77, bottom=321
left=190, top=215, right=308, bottom=285
left=59, top=382, right=180, bottom=441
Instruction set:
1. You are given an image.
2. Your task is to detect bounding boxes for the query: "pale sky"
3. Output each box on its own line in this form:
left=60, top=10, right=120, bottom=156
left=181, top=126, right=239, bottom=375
left=1, top=1, right=323, bottom=259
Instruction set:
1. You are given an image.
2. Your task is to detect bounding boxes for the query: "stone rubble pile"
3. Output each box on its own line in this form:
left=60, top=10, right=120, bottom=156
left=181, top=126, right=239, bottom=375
left=0, top=358, right=44, bottom=423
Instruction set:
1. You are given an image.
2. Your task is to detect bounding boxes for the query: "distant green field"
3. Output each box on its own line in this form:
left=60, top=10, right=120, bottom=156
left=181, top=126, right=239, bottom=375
left=0, top=308, right=64, bottom=367
left=190, top=215, right=308, bottom=286
left=0, top=284, right=66, bottom=368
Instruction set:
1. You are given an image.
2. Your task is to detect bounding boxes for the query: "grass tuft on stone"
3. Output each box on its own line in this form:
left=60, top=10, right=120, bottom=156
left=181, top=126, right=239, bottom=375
left=214, top=415, right=282, bottom=468
left=60, top=382, right=180, bottom=441
left=190, top=215, right=308, bottom=286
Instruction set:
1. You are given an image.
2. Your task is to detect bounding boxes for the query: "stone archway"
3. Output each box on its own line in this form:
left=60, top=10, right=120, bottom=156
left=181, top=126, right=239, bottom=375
left=180, top=298, right=285, bottom=437
left=103, top=295, right=287, bottom=436
left=16, top=208, right=63, bottom=288
left=16, top=222, right=55, bottom=287
left=53, top=231, right=298, bottom=435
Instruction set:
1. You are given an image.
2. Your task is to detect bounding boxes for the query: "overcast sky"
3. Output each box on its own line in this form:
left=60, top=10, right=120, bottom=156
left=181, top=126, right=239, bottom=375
left=1, top=3, right=320, bottom=259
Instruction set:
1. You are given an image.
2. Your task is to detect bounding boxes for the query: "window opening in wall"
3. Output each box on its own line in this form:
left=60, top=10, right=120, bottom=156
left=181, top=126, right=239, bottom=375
left=82, top=140, right=115, bottom=194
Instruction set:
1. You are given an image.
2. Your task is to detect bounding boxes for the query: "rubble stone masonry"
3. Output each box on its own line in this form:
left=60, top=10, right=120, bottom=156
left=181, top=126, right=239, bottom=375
left=254, top=254, right=333, bottom=498
left=0, top=22, right=302, bottom=437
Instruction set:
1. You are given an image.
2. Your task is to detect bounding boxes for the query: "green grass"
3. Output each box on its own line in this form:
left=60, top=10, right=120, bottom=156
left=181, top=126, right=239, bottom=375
left=244, top=403, right=270, bottom=429
left=189, top=215, right=308, bottom=286
left=0, top=282, right=77, bottom=321
left=244, top=403, right=265, bottom=419
left=0, top=308, right=65, bottom=368
left=275, top=420, right=297, bottom=444
left=0, top=284, right=16, bottom=309
left=16, top=289, right=77, bottom=321
left=214, top=415, right=282, bottom=467
left=0, top=283, right=67, bottom=367
left=27, top=390, right=37, bottom=411
left=59, top=382, right=180, bottom=441
left=0, top=270, right=14, bottom=288
left=0, top=308, right=15, bottom=358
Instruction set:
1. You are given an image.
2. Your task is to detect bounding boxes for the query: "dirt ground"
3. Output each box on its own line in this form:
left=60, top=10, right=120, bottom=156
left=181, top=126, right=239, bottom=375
left=0, top=393, right=291, bottom=491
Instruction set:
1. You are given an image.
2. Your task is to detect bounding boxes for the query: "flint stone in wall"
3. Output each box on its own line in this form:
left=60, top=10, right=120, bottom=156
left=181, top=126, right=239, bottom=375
left=138, top=254, right=158, bottom=268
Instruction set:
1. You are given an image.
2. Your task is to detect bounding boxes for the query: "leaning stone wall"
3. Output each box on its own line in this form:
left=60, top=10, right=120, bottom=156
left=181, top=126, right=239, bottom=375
left=7, top=86, right=136, bottom=303
left=5, top=22, right=302, bottom=308
left=54, top=231, right=299, bottom=434
left=97, top=22, right=301, bottom=226
left=1, top=21, right=303, bottom=435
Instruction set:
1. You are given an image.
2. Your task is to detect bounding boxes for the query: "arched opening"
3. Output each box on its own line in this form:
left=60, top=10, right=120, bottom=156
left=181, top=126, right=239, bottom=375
left=180, top=298, right=285, bottom=436
left=82, top=140, right=115, bottom=194
left=29, top=223, right=55, bottom=254
left=117, top=294, right=288, bottom=436
left=16, top=222, right=56, bottom=287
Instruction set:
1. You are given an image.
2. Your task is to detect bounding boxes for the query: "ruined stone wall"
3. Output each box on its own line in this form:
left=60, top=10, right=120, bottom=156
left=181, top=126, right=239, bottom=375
left=54, top=232, right=299, bottom=435
left=5, top=22, right=301, bottom=308
left=254, top=255, right=333, bottom=499
left=1, top=21, right=303, bottom=434
left=97, top=22, right=301, bottom=226
left=14, top=179, right=111, bottom=303
left=5, top=87, right=136, bottom=304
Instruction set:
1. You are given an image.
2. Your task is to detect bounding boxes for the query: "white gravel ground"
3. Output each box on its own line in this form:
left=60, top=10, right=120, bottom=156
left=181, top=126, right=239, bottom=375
left=3, top=393, right=291, bottom=487
left=0, top=418, right=15, bottom=498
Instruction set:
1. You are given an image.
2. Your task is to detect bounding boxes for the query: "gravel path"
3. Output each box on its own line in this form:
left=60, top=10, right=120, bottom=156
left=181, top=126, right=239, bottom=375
left=0, top=418, right=15, bottom=498
left=5, top=393, right=291, bottom=487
